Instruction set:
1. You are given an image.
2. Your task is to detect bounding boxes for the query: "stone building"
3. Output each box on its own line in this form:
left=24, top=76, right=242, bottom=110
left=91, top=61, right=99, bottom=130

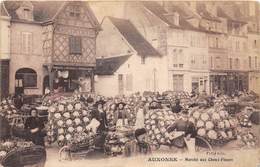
left=95, top=17, right=164, bottom=96
left=4, top=1, right=100, bottom=96
left=0, top=2, right=11, bottom=100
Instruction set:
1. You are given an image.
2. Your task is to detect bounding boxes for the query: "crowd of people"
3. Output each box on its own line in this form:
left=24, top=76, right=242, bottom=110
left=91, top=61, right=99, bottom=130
left=4, top=89, right=258, bottom=155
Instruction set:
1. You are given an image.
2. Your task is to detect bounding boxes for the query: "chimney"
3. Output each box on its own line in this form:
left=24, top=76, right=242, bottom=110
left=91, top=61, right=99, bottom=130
left=205, top=2, right=218, bottom=16
left=173, top=12, right=180, bottom=26
left=188, top=1, right=197, bottom=13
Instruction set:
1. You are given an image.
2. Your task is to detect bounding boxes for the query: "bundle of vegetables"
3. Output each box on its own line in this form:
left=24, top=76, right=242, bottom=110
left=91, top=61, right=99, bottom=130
left=144, top=109, right=179, bottom=146
left=237, top=131, right=257, bottom=147
left=68, top=132, right=95, bottom=152
left=104, top=129, right=134, bottom=156
left=238, top=114, right=252, bottom=128
left=214, top=95, right=233, bottom=106
left=46, top=100, right=92, bottom=147
left=106, top=105, right=137, bottom=127
left=188, top=107, right=238, bottom=146
left=0, top=139, right=34, bottom=162
left=0, top=99, right=19, bottom=122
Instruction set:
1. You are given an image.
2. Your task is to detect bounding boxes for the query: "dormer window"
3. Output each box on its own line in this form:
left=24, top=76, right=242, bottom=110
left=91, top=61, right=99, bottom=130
left=173, top=12, right=180, bottom=26
left=16, top=2, right=34, bottom=21
left=23, top=8, right=30, bottom=20
left=69, top=6, right=81, bottom=18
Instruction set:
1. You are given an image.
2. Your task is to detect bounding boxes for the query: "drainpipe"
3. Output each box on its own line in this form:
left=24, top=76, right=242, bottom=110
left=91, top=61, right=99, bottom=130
left=153, top=68, right=157, bottom=92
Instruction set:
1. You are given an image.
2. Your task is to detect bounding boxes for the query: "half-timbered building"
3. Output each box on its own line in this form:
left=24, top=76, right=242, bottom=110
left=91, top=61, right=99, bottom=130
left=4, top=1, right=100, bottom=95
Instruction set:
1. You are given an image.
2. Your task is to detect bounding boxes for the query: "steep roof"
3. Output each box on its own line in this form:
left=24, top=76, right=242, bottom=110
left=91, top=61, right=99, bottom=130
left=141, top=1, right=180, bottom=28
left=4, top=1, right=100, bottom=28
left=1, top=2, right=9, bottom=17
left=95, top=55, right=131, bottom=75
left=108, top=16, right=161, bottom=57
left=141, top=1, right=221, bottom=34
left=196, top=3, right=221, bottom=22
left=217, top=3, right=247, bottom=23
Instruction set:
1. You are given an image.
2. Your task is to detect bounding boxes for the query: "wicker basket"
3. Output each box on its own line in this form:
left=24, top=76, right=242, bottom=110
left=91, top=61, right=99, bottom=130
left=1, top=145, right=46, bottom=167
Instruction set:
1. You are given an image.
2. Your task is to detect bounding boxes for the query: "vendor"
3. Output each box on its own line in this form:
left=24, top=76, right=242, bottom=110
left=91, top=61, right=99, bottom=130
left=114, top=102, right=130, bottom=127
left=96, top=101, right=108, bottom=133
left=13, top=94, right=23, bottom=110
left=167, top=113, right=196, bottom=152
left=171, top=99, right=183, bottom=113
left=134, top=128, right=151, bottom=154
left=134, top=103, right=146, bottom=130
left=149, top=100, right=162, bottom=110
left=24, top=108, right=46, bottom=146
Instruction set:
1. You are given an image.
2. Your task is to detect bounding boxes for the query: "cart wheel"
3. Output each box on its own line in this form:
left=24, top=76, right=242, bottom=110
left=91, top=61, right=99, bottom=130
left=195, top=136, right=213, bottom=152
left=59, top=146, right=71, bottom=161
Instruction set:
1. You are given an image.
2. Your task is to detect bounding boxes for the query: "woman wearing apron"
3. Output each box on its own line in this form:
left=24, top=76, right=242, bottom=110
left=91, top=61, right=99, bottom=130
left=114, top=102, right=130, bottom=127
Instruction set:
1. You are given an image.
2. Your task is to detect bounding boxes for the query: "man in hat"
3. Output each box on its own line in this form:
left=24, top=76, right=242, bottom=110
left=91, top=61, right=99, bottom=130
left=171, top=99, right=183, bottom=113
left=167, top=113, right=196, bottom=152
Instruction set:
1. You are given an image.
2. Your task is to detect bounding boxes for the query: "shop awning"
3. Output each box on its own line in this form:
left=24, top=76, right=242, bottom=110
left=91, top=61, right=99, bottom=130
left=43, top=63, right=94, bottom=71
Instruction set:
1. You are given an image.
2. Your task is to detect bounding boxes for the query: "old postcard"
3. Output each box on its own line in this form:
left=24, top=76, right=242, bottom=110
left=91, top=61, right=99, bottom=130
left=0, top=0, right=260, bottom=167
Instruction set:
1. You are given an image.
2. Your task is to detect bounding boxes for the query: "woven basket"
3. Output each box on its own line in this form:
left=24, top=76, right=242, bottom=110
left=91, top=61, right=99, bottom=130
left=2, top=146, right=46, bottom=167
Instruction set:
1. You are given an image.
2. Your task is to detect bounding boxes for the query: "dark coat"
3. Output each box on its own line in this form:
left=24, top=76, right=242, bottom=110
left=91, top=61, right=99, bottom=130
left=24, top=117, right=45, bottom=146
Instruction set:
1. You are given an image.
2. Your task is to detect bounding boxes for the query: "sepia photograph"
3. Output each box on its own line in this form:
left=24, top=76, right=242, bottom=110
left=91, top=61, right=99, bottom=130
left=0, top=0, right=260, bottom=167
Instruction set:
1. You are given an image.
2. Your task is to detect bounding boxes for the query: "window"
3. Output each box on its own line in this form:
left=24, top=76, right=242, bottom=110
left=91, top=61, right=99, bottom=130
left=191, top=55, right=195, bottom=64
left=235, top=58, right=240, bottom=69
left=15, top=68, right=37, bottom=88
left=21, top=32, right=32, bottom=54
left=69, top=36, right=82, bottom=54
left=172, top=49, right=178, bottom=67
left=236, top=41, right=240, bottom=51
left=172, top=75, right=183, bottom=91
left=23, top=8, right=30, bottom=20
left=179, top=64, right=184, bottom=68
left=141, top=56, right=146, bottom=64
left=255, top=57, right=257, bottom=68
left=243, top=42, right=247, bottom=51
left=69, top=5, right=81, bottom=17
left=215, top=57, right=221, bottom=68
left=126, top=74, right=133, bottom=91
left=254, top=40, right=257, bottom=48
left=229, top=58, right=233, bottom=69
left=249, top=56, right=252, bottom=68
left=202, top=55, right=207, bottom=64
left=216, top=38, right=219, bottom=48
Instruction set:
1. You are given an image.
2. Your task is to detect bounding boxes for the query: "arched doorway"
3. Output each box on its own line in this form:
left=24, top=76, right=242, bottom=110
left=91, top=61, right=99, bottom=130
left=15, top=68, right=37, bottom=95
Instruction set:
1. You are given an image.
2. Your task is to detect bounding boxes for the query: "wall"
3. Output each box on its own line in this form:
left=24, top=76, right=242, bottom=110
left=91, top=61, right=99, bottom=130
left=9, top=22, right=46, bottom=95
left=95, top=75, right=118, bottom=97
left=96, top=18, right=132, bottom=58
left=52, top=2, right=97, bottom=66
left=0, top=16, right=10, bottom=59
left=227, top=35, right=248, bottom=71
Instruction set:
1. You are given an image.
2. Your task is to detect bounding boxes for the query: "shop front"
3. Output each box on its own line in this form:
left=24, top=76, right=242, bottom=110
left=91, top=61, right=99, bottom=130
left=0, top=59, right=9, bottom=100
left=43, top=64, right=94, bottom=94
left=210, top=71, right=249, bottom=95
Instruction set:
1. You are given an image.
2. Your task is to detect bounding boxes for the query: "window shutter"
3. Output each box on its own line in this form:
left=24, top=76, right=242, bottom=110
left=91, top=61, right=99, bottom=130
left=28, top=33, right=33, bottom=53
left=126, top=74, right=133, bottom=91
left=22, top=33, right=26, bottom=53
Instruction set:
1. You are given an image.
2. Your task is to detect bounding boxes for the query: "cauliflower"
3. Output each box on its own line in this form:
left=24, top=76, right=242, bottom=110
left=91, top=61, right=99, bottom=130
left=207, top=130, right=218, bottom=140
left=197, top=128, right=206, bottom=137
left=205, top=121, right=214, bottom=130
left=201, top=113, right=210, bottom=121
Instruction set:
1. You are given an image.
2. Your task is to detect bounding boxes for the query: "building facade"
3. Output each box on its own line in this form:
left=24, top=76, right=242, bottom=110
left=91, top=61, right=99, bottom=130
left=4, top=1, right=100, bottom=96
left=95, top=17, right=165, bottom=96
left=0, top=2, right=11, bottom=100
